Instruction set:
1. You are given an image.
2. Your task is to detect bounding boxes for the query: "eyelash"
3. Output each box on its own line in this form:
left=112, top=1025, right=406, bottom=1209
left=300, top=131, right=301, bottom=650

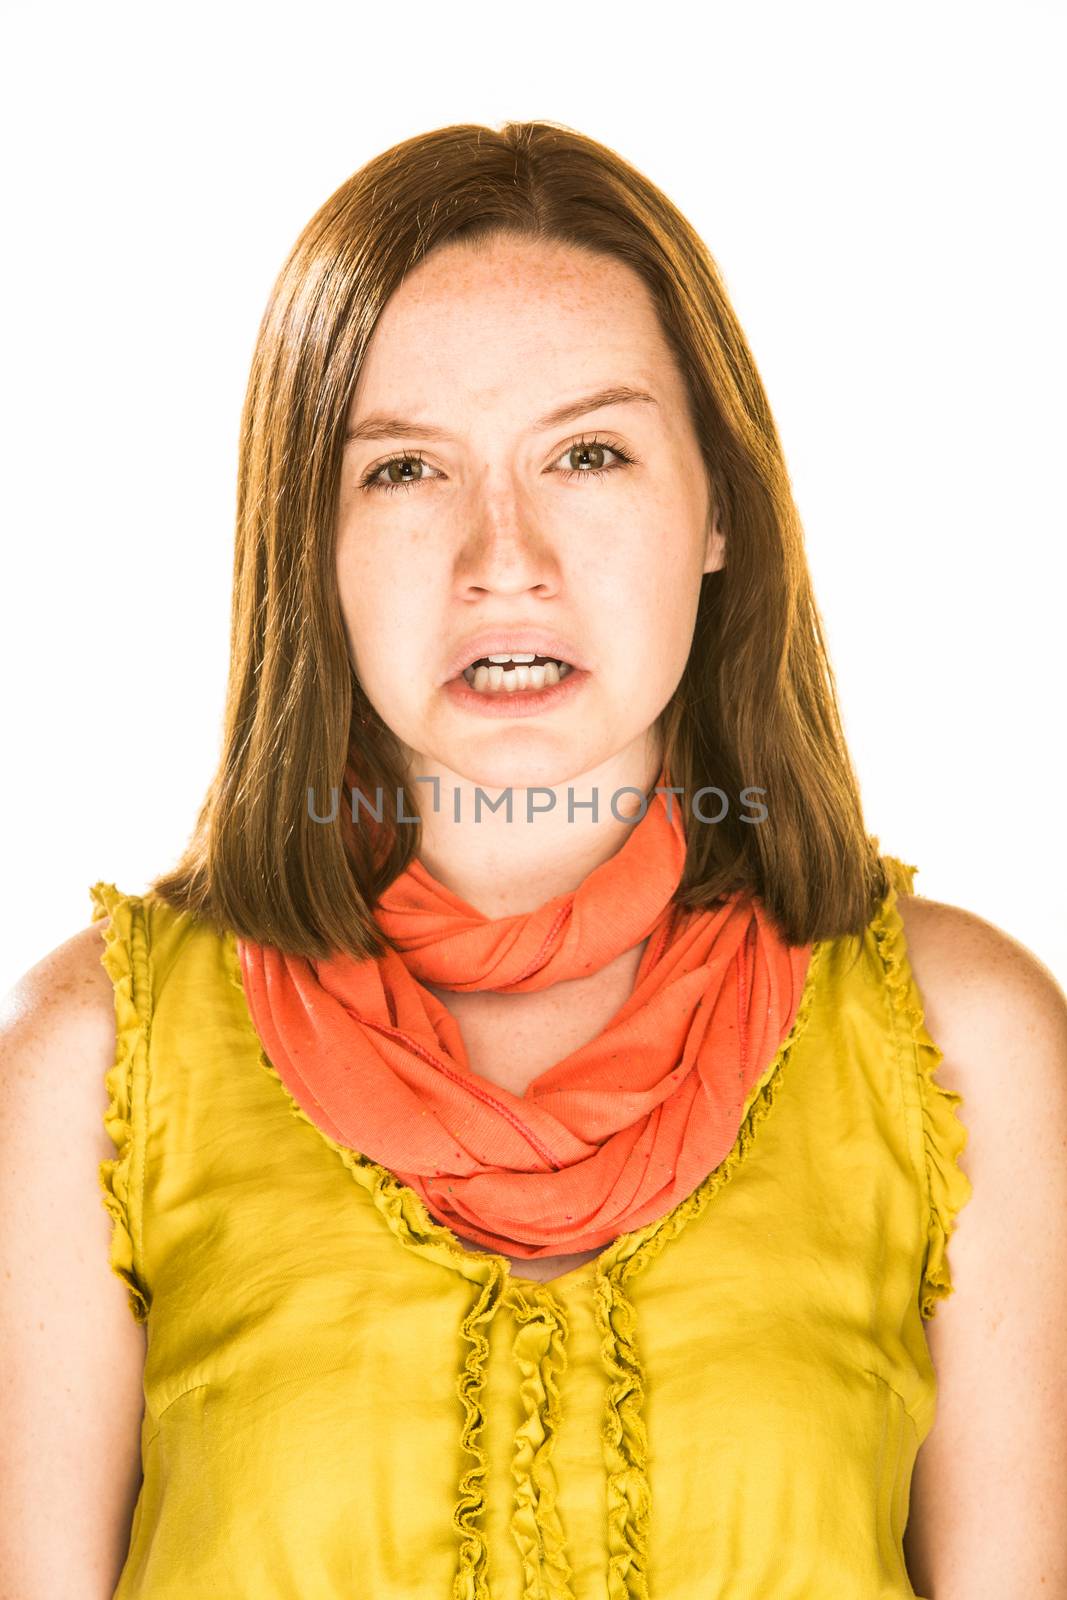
left=357, top=432, right=635, bottom=495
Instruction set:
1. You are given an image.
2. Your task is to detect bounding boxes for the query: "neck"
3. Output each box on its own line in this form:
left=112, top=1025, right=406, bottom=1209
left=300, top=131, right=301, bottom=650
left=404, top=735, right=665, bottom=918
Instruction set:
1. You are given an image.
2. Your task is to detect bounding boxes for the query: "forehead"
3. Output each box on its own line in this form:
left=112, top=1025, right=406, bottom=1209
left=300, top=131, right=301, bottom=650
left=350, top=236, right=680, bottom=418
left=396, top=234, right=649, bottom=311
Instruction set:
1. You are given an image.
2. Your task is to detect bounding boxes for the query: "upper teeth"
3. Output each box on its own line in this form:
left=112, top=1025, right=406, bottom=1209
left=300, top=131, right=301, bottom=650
left=461, top=653, right=574, bottom=692
left=467, top=652, right=570, bottom=669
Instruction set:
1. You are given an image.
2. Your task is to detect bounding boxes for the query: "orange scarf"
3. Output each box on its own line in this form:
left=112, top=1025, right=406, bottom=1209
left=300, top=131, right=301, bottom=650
left=236, top=774, right=812, bottom=1259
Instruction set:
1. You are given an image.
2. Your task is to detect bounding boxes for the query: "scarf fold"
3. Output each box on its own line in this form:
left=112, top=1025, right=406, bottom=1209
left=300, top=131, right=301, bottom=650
left=236, top=767, right=813, bottom=1258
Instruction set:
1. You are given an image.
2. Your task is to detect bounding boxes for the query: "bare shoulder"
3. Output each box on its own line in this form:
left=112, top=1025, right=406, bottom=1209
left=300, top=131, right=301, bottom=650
left=0, top=917, right=147, bottom=1596
left=0, top=918, right=122, bottom=1166
left=1, top=916, right=117, bottom=1074
left=897, top=891, right=1067, bottom=1592
left=895, top=891, right=1067, bottom=1095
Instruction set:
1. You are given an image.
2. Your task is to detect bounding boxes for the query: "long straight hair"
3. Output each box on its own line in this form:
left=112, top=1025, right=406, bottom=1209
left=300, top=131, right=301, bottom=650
left=150, top=120, right=894, bottom=958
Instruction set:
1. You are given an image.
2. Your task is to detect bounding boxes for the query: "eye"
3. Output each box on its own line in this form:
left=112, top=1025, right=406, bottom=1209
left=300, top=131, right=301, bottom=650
left=359, top=450, right=440, bottom=495
left=357, top=431, right=636, bottom=495
left=551, top=433, right=634, bottom=484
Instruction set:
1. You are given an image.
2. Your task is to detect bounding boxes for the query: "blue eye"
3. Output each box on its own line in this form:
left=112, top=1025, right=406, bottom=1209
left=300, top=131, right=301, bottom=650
left=358, top=432, right=635, bottom=494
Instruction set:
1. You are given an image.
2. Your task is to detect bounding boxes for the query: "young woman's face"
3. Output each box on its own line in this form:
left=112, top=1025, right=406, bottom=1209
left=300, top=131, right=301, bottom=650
left=335, top=233, right=723, bottom=793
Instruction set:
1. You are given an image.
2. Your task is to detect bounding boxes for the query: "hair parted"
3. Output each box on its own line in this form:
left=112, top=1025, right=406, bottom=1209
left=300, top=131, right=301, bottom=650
left=148, top=118, right=894, bottom=958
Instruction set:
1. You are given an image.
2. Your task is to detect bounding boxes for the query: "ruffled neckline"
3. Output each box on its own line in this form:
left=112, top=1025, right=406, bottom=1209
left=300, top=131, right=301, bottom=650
left=222, top=920, right=830, bottom=1297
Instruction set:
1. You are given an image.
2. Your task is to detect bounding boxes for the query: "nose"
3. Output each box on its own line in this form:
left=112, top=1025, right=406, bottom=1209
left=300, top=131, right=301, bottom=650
left=454, top=490, right=561, bottom=597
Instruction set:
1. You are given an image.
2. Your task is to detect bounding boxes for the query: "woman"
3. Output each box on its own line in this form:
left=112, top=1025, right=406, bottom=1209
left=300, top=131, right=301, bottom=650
left=3, top=121, right=1065, bottom=1599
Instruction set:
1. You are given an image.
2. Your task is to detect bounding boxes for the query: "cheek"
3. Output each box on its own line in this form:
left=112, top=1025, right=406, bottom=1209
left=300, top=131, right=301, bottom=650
left=335, top=552, right=387, bottom=682
left=616, top=567, right=701, bottom=685
left=335, top=544, right=439, bottom=703
left=602, top=543, right=694, bottom=622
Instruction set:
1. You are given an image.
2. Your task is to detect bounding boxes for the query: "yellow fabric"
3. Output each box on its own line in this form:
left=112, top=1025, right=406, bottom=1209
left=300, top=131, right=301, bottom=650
left=91, top=856, right=972, bottom=1600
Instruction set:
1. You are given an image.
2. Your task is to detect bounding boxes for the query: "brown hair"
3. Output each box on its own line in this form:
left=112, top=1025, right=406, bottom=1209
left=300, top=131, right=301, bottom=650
left=149, top=119, right=894, bottom=958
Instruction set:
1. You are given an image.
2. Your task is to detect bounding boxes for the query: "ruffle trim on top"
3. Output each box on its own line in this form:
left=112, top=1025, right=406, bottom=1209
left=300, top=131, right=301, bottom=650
left=89, top=883, right=151, bottom=1325
left=224, top=922, right=829, bottom=1600
left=223, top=932, right=506, bottom=1600
left=872, top=856, right=975, bottom=1322
left=508, top=1288, right=575, bottom=1600
left=589, top=930, right=830, bottom=1600
left=453, top=1265, right=506, bottom=1600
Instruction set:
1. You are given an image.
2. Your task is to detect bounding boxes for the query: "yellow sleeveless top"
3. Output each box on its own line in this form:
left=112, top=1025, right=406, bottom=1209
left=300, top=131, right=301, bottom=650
left=90, top=857, right=972, bottom=1600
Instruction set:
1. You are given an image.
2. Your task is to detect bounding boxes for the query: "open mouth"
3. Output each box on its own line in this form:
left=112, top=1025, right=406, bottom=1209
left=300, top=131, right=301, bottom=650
left=461, top=653, right=575, bottom=695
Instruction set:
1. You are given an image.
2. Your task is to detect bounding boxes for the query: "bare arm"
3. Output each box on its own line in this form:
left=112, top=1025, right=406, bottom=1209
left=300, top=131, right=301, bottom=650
left=899, top=894, right=1067, bottom=1598
left=0, top=920, right=147, bottom=1599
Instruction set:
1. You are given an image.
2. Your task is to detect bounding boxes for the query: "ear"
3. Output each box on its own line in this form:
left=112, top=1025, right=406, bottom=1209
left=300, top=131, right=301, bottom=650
left=703, top=499, right=726, bottom=575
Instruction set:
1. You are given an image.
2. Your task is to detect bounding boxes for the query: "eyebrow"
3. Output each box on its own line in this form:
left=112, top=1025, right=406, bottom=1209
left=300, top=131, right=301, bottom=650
left=344, top=383, right=659, bottom=444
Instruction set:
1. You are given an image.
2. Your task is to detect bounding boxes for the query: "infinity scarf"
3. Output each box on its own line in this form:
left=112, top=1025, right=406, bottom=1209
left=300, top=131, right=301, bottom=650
left=236, top=771, right=813, bottom=1258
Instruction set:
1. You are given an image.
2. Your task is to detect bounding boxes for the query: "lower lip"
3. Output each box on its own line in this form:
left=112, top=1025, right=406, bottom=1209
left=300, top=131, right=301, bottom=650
left=442, top=666, right=590, bottom=717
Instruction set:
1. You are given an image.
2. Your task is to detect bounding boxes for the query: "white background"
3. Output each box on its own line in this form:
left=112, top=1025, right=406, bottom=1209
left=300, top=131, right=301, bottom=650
left=2, top=0, right=1064, bottom=991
